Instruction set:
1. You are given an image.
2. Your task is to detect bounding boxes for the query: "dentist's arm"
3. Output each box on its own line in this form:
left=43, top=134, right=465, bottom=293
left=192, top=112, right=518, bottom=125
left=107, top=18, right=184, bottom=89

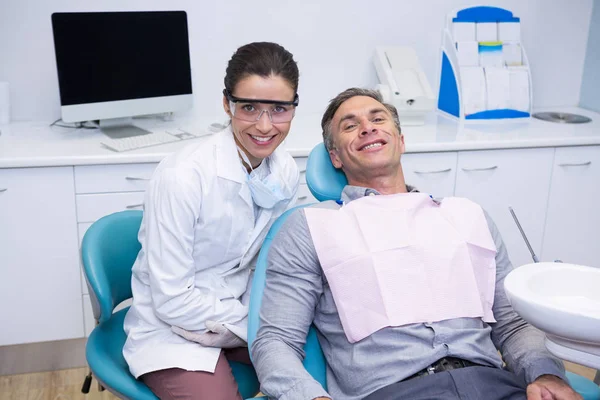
left=485, top=211, right=567, bottom=385
left=251, top=209, right=331, bottom=400
left=145, top=168, right=246, bottom=331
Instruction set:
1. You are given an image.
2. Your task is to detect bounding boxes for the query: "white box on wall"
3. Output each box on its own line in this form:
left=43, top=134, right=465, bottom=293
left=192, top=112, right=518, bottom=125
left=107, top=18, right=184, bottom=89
left=498, top=22, right=521, bottom=42
left=457, top=41, right=479, bottom=66
left=476, top=22, right=497, bottom=41
left=453, top=22, right=476, bottom=41
left=503, top=42, right=523, bottom=66
left=509, top=67, right=530, bottom=112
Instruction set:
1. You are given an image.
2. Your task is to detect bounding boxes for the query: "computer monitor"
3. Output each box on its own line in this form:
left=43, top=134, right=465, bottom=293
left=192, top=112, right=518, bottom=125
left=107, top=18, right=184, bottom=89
left=51, top=11, right=193, bottom=138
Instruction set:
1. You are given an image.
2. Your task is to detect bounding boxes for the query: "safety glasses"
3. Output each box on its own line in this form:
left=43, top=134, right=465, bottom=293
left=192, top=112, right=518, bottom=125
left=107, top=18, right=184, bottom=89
left=224, top=89, right=299, bottom=123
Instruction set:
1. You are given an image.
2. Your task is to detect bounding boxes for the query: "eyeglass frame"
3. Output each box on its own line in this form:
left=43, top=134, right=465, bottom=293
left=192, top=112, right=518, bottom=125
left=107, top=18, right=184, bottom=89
left=223, top=89, right=300, bottom=108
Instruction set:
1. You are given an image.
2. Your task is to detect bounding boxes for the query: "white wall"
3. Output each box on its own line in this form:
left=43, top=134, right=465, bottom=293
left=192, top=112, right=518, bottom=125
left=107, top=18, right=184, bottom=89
left=580, top=0, right=600, bottom=112
left=0, top=0, right=593, bottom=122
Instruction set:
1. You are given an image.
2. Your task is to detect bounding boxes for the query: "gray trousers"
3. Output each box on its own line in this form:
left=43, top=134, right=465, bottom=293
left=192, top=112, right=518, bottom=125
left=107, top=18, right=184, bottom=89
left=363, top=367, right=527, bottom=400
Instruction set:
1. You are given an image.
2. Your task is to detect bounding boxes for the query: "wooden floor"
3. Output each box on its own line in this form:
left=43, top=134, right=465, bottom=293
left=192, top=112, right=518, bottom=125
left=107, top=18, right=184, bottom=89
left=0, top=363, right=596, bottom=399
left=0, top=368, right=117, bottom=400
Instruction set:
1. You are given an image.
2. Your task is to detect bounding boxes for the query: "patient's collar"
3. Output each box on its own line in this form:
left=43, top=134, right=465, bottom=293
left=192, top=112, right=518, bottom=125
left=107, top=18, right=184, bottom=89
left=340, top=184, right=419, bottom=204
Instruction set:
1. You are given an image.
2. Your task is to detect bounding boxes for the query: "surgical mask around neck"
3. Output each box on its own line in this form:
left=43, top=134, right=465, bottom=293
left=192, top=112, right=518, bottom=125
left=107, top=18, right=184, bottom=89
left=237, top=146, right=290, bottom=209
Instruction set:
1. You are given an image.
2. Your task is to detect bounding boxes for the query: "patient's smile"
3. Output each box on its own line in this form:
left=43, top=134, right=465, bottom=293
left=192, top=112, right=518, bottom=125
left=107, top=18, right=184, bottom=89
left=359, top=140, right=386, bottom=151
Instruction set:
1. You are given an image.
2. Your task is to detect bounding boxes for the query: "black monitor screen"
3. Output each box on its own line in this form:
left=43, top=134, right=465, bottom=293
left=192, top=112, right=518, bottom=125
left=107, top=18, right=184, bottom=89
left=51, top=11, right=192, bottom=106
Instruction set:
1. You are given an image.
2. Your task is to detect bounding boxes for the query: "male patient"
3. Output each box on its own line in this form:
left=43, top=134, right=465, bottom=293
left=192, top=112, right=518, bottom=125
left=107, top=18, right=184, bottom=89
left=251, top=88, right=581, bottom=400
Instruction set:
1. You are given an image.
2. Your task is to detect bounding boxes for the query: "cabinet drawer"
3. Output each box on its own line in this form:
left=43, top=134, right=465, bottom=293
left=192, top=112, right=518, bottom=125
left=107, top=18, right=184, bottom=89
left=74, top=163, right=158, bottom=194
left=0, top=166, right=83, bottom=344
left=76, top=192, right=145, bottom=223
left=542, top=146, right=600, bottom=267
left=402, top=152, right=457, bottom=198
left=294, top=157, right=308, bottom=184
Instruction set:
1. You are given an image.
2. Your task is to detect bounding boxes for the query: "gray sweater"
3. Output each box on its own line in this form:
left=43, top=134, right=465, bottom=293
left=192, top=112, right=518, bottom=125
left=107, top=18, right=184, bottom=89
left=251, top=186, right=565, bottom=400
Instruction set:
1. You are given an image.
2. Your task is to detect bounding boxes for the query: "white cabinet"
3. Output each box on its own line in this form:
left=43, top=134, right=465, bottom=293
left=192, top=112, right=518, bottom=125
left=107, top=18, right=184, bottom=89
left=542, top=146, right=600, bottom=267
left=455, top=148, right=554, bottom=270
left=74, top=163, right=158, bottom=337
left=403, top=152, right=458, bottom=198
left=2, top=145, right=598, bottom=346
left=0, top=167, right=83, bottom=345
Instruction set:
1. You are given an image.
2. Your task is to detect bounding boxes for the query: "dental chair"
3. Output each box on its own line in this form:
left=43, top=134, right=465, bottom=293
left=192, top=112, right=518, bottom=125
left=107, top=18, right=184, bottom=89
left=81, top=210, right=260, bottom=399
left=247, top=143, right=600, bottom=400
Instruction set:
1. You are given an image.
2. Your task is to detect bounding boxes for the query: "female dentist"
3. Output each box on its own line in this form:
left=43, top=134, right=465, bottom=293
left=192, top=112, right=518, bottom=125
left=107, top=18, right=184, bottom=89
left=123, top=42, right=301, bottom=400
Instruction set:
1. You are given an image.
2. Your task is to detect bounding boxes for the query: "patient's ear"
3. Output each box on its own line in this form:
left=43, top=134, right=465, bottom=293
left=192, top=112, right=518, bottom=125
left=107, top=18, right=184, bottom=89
left=399, top=133, right=406, bottom=153
left=329, top=148, right=343, bottom=169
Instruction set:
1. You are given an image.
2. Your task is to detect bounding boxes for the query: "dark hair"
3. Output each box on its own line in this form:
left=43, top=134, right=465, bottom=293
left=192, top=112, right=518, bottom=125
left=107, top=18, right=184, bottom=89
left=224, top=42, right=299, bottom=95
left=321, top=88, right=401, bottom=151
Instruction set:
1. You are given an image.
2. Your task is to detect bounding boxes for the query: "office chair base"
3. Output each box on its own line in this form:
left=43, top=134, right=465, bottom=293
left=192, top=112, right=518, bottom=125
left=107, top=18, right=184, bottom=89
left=81, top=372, right=92, bottom=394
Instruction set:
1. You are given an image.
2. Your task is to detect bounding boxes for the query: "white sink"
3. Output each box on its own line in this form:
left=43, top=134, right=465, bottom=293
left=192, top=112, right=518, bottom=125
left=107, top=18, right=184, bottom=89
left=504, top=262, right=600, bottom=369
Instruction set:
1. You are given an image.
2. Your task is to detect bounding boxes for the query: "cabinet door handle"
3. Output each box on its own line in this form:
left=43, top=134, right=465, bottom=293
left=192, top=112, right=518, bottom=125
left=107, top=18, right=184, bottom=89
left=125, top=176, right=150, bottom=181
left=558, top=161, right=592, bottom=167
left=298, top=195, right=308, bottom=200
left=126, top=203, right=144, bottom=209
left=414, top=168, right=451, bottom=174
left=461, top=166, right=498, bottom=172
left=0, top=188, right=7, bottom=193
left=299, top=168, right=307, bottom=173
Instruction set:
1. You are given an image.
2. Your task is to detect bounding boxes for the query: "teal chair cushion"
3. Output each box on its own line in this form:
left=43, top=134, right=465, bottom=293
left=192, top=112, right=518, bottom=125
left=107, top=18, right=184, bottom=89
left=87, top=308, right=158, bottom=399
left=83, top=211, right=260, bottom=399
left=306, top=143, right=346, bottom=202
left=566, top=371, right=600, bottom=400
left=87, top=308, right=260, bottom=400
left=81, top=211, right=143, bottom=324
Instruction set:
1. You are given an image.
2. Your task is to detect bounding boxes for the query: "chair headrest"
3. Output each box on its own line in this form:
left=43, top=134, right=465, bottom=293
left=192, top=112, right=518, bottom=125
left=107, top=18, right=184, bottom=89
left=306, top=143, right=347, bottom=202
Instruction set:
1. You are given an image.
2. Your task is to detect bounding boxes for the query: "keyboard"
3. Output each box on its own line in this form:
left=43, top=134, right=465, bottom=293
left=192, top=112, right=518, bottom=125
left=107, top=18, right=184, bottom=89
left=101, top=129, right=210, bottom=152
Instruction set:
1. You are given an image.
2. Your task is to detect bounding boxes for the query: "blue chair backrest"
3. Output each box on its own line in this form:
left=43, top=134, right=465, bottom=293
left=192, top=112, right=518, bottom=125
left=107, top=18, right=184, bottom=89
left=248, top=142, right=352, bottom=389
left=81, top=210, right=143, bottom=324
left=248, top=205, right=328, bottom=389
left=306, top=143, right=347, bottom=202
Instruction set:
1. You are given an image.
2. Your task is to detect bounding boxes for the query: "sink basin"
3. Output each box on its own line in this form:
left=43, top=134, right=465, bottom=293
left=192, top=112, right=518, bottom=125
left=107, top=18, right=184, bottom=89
left=504, top=262, right=600, bottom=369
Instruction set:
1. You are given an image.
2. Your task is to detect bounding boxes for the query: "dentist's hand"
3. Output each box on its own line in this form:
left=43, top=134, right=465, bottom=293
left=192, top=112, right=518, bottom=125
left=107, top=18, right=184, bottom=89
left=172, top=320, right=246, bottom=349
left=527, top=375, right=582, bottom=400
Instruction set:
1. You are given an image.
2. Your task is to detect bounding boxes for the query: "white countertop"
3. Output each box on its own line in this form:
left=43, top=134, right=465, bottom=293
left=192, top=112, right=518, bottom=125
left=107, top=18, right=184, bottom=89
left=0, top=107, right=599, bottom=168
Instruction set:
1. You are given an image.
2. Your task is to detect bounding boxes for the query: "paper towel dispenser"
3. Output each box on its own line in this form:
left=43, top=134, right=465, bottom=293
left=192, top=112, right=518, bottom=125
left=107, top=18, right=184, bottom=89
left=373, top=46, right=435, bottom=125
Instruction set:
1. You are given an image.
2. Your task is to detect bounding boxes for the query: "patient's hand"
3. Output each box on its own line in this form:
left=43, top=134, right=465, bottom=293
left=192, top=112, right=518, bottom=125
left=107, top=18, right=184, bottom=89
left=526, top=374, right=582, bottom=400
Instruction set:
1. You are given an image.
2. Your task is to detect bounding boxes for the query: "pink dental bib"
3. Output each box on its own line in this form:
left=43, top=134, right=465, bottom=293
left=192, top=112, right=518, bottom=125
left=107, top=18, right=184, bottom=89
left=305, top=193, right=497, bottom=343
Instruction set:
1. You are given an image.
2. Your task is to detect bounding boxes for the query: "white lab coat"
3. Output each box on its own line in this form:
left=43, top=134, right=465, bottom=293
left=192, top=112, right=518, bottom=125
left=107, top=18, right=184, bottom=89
left=123, top=127, right=299, bottom=378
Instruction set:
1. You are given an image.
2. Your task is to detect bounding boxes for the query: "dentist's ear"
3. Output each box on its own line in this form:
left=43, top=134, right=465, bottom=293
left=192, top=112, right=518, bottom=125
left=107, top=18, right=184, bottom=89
left=222, top=96, right=232, bottom=118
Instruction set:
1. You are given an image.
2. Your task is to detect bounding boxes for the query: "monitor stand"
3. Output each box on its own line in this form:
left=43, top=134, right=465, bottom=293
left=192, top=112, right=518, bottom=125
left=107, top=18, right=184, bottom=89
left=99, top=117, right=151, bottom=139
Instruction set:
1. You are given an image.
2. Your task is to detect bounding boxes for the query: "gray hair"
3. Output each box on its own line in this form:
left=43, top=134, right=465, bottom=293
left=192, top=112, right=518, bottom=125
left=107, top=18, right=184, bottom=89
left=321, top=88, right=401, bottom=151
